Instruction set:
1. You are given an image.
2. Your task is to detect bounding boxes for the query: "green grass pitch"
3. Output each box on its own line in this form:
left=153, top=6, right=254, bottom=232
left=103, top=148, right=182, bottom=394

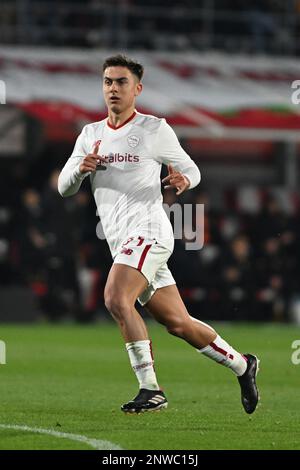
left=0, top=321, right=299, bottom=450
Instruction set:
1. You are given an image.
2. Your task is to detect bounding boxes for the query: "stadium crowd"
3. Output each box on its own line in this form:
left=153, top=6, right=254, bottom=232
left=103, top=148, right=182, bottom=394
left=0, top=0, right=297, bottom=54
left=0, top=157, right=299, bottom=323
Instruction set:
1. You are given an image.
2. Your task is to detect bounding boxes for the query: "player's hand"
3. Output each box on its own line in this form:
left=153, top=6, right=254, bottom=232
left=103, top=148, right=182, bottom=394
left=162, top=164, right=190, bottom=195
left=79, top=143, right=107, bottom=174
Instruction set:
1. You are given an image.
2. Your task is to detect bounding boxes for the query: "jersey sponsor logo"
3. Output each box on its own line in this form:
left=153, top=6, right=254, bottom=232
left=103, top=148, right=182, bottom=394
left=127, top=135, right=140, bottom=148
left=92, top=141, right=140, bottom=163
left=97, top=152, right=140, bottom=163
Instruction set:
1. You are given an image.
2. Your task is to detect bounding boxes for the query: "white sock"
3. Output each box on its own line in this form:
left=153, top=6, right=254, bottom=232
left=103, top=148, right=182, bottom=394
left=197, top=334, right=247, bottom=376
left=126, top=340, right=160, bottom=390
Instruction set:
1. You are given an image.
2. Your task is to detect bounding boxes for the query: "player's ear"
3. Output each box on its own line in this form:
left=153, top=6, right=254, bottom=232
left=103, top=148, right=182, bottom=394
left=135, top=82, right=143, bottom=96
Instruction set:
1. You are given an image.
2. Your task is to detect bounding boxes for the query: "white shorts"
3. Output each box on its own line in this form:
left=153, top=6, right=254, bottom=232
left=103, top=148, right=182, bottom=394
left=113, top=236, right=176, bottom=306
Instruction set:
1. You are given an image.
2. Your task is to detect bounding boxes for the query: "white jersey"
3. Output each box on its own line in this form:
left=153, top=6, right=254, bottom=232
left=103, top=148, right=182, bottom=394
left=58, top=111, right=201, bottom=258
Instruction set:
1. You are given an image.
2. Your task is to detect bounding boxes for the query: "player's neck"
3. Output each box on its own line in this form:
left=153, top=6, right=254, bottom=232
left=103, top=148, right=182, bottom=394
left=107, top=108, right=136, bottom=129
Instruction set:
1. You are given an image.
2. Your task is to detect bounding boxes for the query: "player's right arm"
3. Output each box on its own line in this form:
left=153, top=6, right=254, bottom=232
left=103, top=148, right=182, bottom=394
left=58, top=128, right=105, bottom=197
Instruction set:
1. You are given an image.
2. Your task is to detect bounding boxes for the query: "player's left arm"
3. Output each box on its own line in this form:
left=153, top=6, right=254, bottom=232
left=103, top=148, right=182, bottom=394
left=162, top=163, right=191, bottom=195
left=155, top=120, right=201, bottom=195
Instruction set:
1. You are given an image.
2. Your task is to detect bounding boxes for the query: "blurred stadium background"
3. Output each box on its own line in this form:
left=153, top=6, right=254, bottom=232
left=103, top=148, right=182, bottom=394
left=2, top=2, right=300, bottom=452
left=1, top=0, right=300, bottom=325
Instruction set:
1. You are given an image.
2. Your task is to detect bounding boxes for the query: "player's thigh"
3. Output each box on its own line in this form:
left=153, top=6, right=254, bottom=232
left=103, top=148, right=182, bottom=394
left=104, top=263, right=148, bottom=305
left=145, top=284, right=190, bottom=325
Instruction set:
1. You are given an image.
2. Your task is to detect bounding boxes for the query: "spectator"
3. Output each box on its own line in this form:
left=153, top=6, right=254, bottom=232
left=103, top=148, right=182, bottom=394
left=219, top=234, right=255, bottom=321
left=41, top=170, right=82, bottom=321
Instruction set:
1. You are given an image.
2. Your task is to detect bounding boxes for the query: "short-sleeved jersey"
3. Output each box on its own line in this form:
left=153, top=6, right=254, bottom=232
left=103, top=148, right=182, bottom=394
left=58, top=111, right=201, bottom=258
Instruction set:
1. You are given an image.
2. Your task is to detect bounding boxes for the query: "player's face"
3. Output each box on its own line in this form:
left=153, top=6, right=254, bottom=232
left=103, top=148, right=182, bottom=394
left=103, top=66, right=142, bottom=114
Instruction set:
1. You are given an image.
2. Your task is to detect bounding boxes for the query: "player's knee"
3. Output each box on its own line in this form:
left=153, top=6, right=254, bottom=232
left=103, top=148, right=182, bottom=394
left=166, top=319, right=186, bottom=338
left=104, top=292, right=130, bottom=320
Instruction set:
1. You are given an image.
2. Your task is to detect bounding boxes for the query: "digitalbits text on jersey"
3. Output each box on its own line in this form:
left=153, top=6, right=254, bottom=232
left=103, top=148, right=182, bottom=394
left=100, top=152, right=140, bottom=163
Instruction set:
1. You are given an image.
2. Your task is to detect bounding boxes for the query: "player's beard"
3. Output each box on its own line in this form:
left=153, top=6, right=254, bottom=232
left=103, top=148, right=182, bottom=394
left=110, top=104, right=122, bottom=114
left=110, top=103, right=122, bottom=114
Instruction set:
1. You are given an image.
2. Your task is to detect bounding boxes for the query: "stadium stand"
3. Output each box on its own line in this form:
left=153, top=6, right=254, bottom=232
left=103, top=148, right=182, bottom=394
left=0, top=2, right=300, bottom=323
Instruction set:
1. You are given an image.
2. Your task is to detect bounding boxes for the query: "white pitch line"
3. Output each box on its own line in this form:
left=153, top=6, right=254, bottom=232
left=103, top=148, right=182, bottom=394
left=0, top=424, right=122, bottom=450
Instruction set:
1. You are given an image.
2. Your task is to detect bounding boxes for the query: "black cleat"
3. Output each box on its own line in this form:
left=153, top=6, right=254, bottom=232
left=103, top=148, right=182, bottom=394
left=238, top=354, right=260, bottom=414
left=121, top=389, right=168, bottom=414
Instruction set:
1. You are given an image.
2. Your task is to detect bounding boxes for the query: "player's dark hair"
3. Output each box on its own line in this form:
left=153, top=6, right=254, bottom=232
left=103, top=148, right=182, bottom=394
left=102, top=54, right=144, bottom=81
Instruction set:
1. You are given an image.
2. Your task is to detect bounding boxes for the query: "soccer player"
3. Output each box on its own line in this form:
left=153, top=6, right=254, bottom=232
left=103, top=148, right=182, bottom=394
left=58, top=54, right=260, bottom=414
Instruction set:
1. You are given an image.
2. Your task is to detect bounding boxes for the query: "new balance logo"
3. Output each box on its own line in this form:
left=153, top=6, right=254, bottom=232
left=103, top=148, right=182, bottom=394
left=121, top=248, right=133, bottom=255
